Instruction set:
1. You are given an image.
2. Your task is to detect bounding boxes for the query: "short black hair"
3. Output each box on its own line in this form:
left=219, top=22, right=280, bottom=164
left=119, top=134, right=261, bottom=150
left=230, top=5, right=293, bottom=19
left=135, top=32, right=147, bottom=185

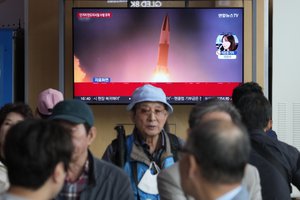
left=232, top=82, right=263, bottom=106
left=0, top=102, right=33, bottom=127
left=188, top=98, right=241, bottom=128
left=236, top=93, right=272, bottom=131
left=4, top=119, right=73, bottom=189
left=186, top=120, right=250, bottom=184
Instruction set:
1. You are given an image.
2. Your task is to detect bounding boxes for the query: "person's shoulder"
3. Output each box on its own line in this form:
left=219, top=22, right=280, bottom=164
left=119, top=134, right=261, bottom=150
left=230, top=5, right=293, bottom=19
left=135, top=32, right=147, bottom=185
left=264, top=133, right=300, bottom=155
left=93, top=157, right=128, bottom=178
left=158, top=162, right=180, bottom=186
left=167, top=133, right=185, bottom=148
left=251, top=130, right=283, bottom=149
left=276, top=139, right=300, bottom=160
left=245, top=163, right=259, bottom=174
left=93, top=157, right=122, bottom=171
left=243, top=164, right=260, bottom=185
left=277, top=139, right=297, bottom=150
left=159, top=162, right=179, bottom=177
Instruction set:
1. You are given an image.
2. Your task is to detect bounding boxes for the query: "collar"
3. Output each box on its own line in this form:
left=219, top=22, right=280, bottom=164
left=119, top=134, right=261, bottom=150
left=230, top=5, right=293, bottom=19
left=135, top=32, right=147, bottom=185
left=250, top=129, right=277, bottom=143
left=2, top=193, right=29, bottom=200
left=130, top=128, right=173, bottom=167
left=216, top=185, right=242, bottom=200
left=66, top=157, right=89, bottom=184
left=249, top=129, right=265, bottom=135
left=133, top=127, right=166, bottom=153
left=86, top=150, right=96, bottom=185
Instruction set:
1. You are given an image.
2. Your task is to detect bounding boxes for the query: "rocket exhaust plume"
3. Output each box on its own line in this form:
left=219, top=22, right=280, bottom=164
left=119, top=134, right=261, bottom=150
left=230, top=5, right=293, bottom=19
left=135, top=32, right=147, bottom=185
left=153, top=14, right=170, bottom=82
left=74, top=55, right=87, bottom=82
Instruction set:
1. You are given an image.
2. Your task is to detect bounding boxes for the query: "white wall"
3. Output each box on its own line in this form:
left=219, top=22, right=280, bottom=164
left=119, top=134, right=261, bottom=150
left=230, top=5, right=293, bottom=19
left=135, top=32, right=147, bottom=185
left=273, top=0, right=300, bottom=197
left=273, top=0, right=300, bottom=149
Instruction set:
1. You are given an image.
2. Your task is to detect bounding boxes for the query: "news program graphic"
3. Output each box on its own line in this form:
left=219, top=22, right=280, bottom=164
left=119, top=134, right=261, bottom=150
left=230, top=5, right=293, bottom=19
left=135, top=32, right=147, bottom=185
left=73, top=8, right=243, bottom=104
left=216, top=33, right=239, bottom=59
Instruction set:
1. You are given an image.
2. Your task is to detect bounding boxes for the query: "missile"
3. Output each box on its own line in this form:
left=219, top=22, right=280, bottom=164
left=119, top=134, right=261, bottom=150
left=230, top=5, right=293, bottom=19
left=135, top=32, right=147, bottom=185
left=154, top=14, right=170, bottom=76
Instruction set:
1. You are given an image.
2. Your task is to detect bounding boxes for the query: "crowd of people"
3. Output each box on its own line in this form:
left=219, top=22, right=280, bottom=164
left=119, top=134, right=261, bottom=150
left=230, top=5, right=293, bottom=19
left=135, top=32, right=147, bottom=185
left=0, top=82, right=299, bottom=200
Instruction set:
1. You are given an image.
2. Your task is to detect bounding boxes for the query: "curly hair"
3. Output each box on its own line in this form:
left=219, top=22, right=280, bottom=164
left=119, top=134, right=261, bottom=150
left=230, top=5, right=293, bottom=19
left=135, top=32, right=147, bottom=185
left=0, top=102, right=34, bottom=127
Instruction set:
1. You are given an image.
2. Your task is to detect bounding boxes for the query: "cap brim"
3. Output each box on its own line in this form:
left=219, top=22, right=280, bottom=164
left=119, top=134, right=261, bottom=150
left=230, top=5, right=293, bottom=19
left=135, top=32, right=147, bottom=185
left=127, top=100, right=173, bottom=113
left=165, top=102, right=173, bottom=113
left=50, top=114, right=86, bottom=124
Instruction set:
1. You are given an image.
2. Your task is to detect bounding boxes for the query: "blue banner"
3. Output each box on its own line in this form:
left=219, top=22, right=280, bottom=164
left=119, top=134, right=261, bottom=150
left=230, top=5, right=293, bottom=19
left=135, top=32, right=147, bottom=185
left=0, top=29, right=13, bottom=107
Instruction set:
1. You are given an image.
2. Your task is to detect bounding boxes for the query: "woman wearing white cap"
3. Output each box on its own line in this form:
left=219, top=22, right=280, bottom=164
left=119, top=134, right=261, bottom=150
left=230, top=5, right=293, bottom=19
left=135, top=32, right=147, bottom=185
left=103, top=84, right=183, bottom=200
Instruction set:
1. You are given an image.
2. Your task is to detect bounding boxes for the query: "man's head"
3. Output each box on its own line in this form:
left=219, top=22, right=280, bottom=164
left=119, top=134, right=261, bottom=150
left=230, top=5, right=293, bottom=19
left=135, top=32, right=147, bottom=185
left=36, top=88, right=64, bottom=119
left=179, top=120, right=250, bottom=199
left=50, top=99, right=96, bottom=162
left=127, top=84, right=172, bottom=138
left=236, top=93, right=272, bottom=132
left=188, top=98, right=241, bottom=129
left=4, top=119, right=73, bottom=198
left=232, top=82, right=263, bottom=106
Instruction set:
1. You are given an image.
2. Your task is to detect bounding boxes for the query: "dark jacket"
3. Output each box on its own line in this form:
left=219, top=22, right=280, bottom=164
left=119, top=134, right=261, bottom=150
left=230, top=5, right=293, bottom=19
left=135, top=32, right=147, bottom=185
left=103, top=129, right=182, bottom=200
left=56, top=150, right=134, bottom=200
left=249, top=130, right=300, bottom=200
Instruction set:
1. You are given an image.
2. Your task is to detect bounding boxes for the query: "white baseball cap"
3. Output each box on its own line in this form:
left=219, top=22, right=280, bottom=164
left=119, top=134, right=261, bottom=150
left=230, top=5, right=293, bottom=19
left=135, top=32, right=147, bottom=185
left=127, top=84, right=173, bottom=113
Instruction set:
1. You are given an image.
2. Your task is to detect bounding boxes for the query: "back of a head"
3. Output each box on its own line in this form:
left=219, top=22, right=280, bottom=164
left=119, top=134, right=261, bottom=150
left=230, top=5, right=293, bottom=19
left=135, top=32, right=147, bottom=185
left=232, top=82, right=263, bottom=106
left=186, top=120, right=250, bottom=184
left=236, top=93, right=272, bottom=131
left=188, top=98, right=241, bottom=128
left=4, top=119, right=73, bottom=189
left=37, top=88, right=64, bottom=119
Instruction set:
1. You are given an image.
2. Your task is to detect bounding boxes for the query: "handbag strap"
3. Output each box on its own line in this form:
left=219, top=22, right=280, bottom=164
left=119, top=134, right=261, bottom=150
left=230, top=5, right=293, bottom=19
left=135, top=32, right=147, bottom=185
left=132, top=162, right=141, bottom=200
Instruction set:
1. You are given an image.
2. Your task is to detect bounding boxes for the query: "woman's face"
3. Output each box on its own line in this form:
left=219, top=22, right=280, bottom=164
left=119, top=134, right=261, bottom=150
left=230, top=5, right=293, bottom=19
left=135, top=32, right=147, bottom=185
left=0, top=112, right=24, bottom=156
left=222, top=37, right=231, bottom=50
left=132, top=102, right=169, bottom=139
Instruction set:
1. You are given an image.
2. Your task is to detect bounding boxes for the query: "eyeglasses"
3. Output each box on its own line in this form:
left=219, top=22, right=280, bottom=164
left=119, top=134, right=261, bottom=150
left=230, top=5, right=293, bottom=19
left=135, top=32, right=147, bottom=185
left=137, top=107, right=167, bottom=118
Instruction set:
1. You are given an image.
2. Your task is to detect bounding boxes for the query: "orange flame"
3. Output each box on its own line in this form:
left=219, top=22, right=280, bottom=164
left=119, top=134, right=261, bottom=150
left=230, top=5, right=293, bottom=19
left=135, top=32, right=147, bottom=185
left=74, top=55, right=86, bottom=82
left=152, top=65, right=170, bottom=82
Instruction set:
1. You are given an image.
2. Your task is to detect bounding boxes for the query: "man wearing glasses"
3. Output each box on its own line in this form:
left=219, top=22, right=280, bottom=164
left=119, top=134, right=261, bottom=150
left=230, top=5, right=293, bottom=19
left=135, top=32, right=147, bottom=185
left=103, top=84, right=183, bottom=200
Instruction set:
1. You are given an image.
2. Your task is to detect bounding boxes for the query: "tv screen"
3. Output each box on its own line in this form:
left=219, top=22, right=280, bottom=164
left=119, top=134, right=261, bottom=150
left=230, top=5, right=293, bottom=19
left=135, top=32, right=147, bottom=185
left=73, top=8, right=243, bottom=104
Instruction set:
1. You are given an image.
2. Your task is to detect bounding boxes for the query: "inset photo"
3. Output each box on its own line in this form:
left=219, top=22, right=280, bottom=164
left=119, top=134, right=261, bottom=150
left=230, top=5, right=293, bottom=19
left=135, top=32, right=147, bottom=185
left=216, top=33, right=239, bottom=59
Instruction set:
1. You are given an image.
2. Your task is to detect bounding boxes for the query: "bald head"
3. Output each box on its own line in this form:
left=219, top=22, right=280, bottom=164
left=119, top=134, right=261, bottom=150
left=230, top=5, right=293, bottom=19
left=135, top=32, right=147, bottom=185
left=186, top=120, right=250, bottom=184
left=188, top=98, right=241, bottom=129
left=201, top=111, right=232, bottom=123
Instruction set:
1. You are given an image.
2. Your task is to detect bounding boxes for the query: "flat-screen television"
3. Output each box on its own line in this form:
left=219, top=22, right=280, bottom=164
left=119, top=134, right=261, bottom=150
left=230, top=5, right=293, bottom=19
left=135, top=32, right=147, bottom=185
left=73, top=7, right=243, bottom=104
